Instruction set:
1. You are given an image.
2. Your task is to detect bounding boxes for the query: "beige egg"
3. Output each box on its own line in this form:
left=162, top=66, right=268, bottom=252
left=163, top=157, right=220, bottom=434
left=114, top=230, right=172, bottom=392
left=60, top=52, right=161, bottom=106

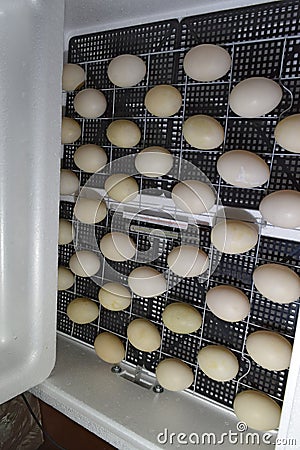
left=128, top=266, right=167, bottom=298
left=183, top=44, right=231, bottom=82
left=162, top=302, right=202, bottom=334
left=197, top=345, right=239, bottom=381
left=217, top=150, right=270, bottom=188
left=259, top=190, right=300, bottom=229
left=172, top=180, right=216, bottom=214
left=229, top=77, right=282, bottom=118
left=74, top=88, right=107, bottom=119
left=69, top=250, right=101, bottom=277
left=156, top=358, right=194, bottom=391
left=206, top=285, right=250, bottom=322
left=144, top=85, right=182, bottom=117
left=67, top=297, right=99, bottom=324
left=183, top=115, right=224, bottom=150
left=167, top=245, right=209, bottom=277
left=107, top=54, right=146, bottom=87
left=74, top=144, right=107, bottom=173
left=100, top=232, right=136, bottom=262
left=57, top=266, right=75, bottom=291
left=62, top=63, right=85, bottom=91
left=98, top=282, right=131, bottom=311
left=61, top=117, right=81, bottom=144
left=106, top=120, right=141, bottom=148
left=211, top=220, right=258, bottom=254
left=58, top=219, right=74, bottom=245
left=104, top=174, right=139, bottom=203
left=74, top=197, right=107, bottom=224
left=253, top=263, right=300, bottom=304
left=60, top=169, right=80, bottom=195
left=127, top=318, right=161, bottom=352
left=275, top=114, right=300, bottom=153
left=233, top=390, right=281, bottom=431
left=135, top=146, right=173, bottom=177
left=94, top=332, right=125, bottom=364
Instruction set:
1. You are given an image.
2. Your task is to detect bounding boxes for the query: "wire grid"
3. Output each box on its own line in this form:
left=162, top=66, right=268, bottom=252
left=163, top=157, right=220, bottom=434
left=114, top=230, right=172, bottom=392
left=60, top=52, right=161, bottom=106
left=59, top=0, right=300, bottom=411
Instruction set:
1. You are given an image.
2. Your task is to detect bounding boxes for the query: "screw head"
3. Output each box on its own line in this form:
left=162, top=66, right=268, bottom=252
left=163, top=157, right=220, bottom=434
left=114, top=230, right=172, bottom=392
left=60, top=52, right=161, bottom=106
left=153, top=384, right=164, bottom=393
left=111, top=365, right=122, bottom=374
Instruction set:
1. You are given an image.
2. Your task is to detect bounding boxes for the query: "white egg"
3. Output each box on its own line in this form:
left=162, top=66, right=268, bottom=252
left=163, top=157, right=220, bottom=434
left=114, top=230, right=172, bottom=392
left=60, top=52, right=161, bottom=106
left=144, top=85, right=182, bottom=117
left=172, top=180, right=215, bottom=214
left=253, top=263, right=300, bottom=304
left=229, top=77, right=282, bottom=118
left=61, top=117, right=81, bottom=144
left=106, top=120, right=141, bottom=148
left=156, top=358, right=194, bottom=391
left=259, top=190, right=300, bottom=229
left=233, top=390, right=281, bottom=431
left=217, top=150, right=270, bottom=188
left=183, top=44, right=231, bottom=82
left=197, top=345, right=239, bottom=382
left=74, top=197, right=107, bottom=224
left=98, top=282, right=131, bottom=311
left=60, top=169, right=79, bottom=195
left=94, top=332, right=125, bottom=364
left=107, top=54, right=146, bottom=87
left=135, top=146, right=173, bottom=177
left=100, top=232, right=136, bottom=262
left=69, top=250, right=101, bottom=277
left=58, top=219, right=74, bottom=245
left=183, top=115, right=224, bottom=150
left=162, top=302, right=202, bottom=334
left=167, top=245, right=209, bottom=277
left=67, top=297, right=99, bottom=324
left=206, top=285, right=250, bottom=322
left=104, top=173, right=139, bottom=203
left=57, top=266, right=75, bottom=291
left=74, top=144, right=107, bottom=173
left=62, top=63, right=85, bottom=91
left=74, top=88, right=107, bottom=119
left=211, top=220, right=258, bottom=254
left=127, top=318, right=161, bottom=352
left=128, top=266, right=167, bottom=298
left=275, top=114, right=300, bottom=153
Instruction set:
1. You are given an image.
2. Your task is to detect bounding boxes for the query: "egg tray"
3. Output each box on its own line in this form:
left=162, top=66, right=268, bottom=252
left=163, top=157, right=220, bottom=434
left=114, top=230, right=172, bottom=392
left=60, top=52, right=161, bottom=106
left=59, top=0, right=300, bottom=411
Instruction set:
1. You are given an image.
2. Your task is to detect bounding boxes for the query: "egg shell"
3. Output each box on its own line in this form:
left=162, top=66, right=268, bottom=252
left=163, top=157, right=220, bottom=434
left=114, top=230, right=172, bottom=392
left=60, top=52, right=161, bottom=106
left=253, top=263, right=300, bottom=304
left=183, top=44, right=231, bottom=82
left=98, top=282, right=131, bottom=311
left=107, top=54, right=146, bottom=87
left=259, top=190, right=300, bottom=229
left=94, top=332, right=125, bottom=364
left=172, top=180, right=216, bottom=214
left=74, top=88, right=107, bottom=119
left=57, top=266, right=75, bottom=291
left=182, top=115, right=224, bottom=150
left=135, top=146, right=173, bottom=177
left=67, top=297, right=99, bottom=324
left=274, top=114, right=300, bottom=153
left=106, top=120, right=141, bottom=148
left=197, top=345, right=239, bottom=382
left=162, top=302, right=202, bottom=334
left=156, top=358, right=194, bottom=391
left=61, top=117, right=81, bottom=144
left=144, top=85, right=182, bottom=117
left=128, top=266, right=167, bottom=298
left=62, top=63, right=85, bottom=91
left=127, top=318, right=161, bottom=352
left=60, top=169, right=80, bottom=195
left=69, top=250, right=101, bottom=277
left=233, top=390, right=281, bottom=431
left=100, top=232, right=136, bottom=262
left=211, top=219, right=258, bottom=254
left=104, top=173, right=139, bottom=203
left=167, top=245, right=209, bottom=278
left=229, top=77, right=282, bottom=118
left=58, top=219, right=74, bottom=245
left=206, top=285, right=250, bottom=322
left=74, top=144, right=107, bottom=173
left=74, top=197, right=107, bottom=224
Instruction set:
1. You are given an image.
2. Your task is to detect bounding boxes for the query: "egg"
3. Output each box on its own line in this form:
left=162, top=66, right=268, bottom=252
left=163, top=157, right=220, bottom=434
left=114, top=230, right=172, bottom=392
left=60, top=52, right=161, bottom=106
left=206, top=285, right=250, bottom=322
left=135, top=146, right=173, bottom=177
left=167, top=245, right=209, bottom=277
left=274, top=114, right=300, bottom=153
left=61, top=117, right=81, bottom=144
left=74, top=144, right=107, bottom=173
left=156, top=358, right=194, bottom=391
left=233, top=390, right=281, bottom=431
left=69, top=250, right=101, bottom=277
left=162, top=302, right=202, bottom=334
left=229, top=77, right=282, bottom=118
left=100, top=232, right=136, bottom=262
left=98, top=282, right=131, bottom=311
left=66, top=297, right=99, bottom=324
left=253, top=263, right=300, bottom=304
left=211, top=220, right=258, bottom=254
left=183, top=44, right=231, bottom=82
left=182, top=115, right=224, bottom=150
left=259, top=190, right=300, bottom=229
left=94, top=332, right=125, bottom=364
left=73, top=88, right=107, bottom=119
left=106, top=120, right=141, bottom=148
left=197, top=345, right=239, bottom=382
left=127, top=318, right=161, bottom=352
left=74, top=197, right=107, bottom=224
left=58, top=219, right=74, bottom=245
left=60, top=169, right=80, bottom=195
left=128, top=266, right=167, bottom=298
left=144, top=85, right=182, bottom=117
left=107, top=54, right=146, bottom=87
left=217, top=150, right=270, bottom=188
left=172, top=180, right=215, bottom=214
left=104, top=174, right=139, bottom=203
left=57, top=266, right=75, bottom=291
left=62, top=63, right=85, bottom=91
